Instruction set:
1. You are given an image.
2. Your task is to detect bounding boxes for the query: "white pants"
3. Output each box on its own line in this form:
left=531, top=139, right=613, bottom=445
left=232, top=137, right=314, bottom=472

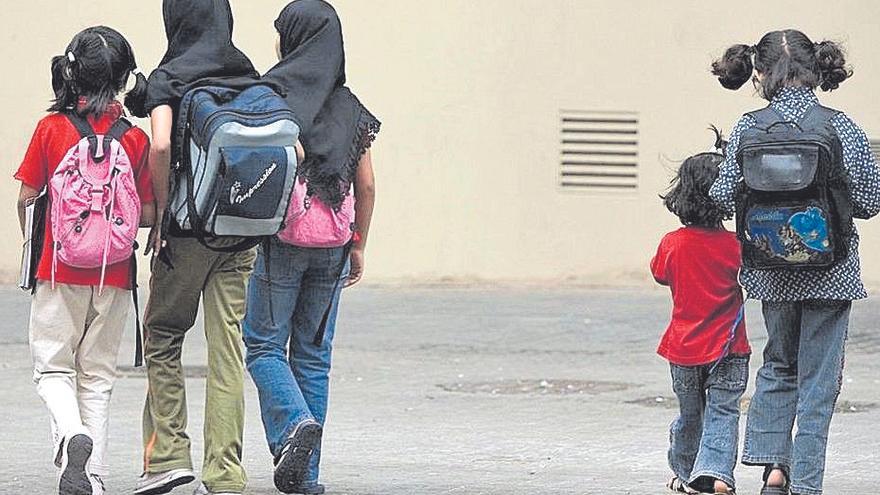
left=29, top=282, right=130, bottom=476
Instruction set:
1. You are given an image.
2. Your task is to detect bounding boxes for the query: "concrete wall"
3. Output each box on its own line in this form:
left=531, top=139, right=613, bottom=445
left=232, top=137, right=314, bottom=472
left=2, top=1, right=880, bottom=286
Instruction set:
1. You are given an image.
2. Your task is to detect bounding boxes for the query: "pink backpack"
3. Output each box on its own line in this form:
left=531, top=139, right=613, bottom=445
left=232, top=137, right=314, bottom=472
left=277, top=177, right=355, bottom=248
left=49, top=115, right=141, bottom=292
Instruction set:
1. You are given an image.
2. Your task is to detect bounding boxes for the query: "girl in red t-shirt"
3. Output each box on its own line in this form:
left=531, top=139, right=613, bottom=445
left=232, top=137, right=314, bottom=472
left=651, top=142, right=750, bottom=495
left=14, top=27, right=154, bottom=495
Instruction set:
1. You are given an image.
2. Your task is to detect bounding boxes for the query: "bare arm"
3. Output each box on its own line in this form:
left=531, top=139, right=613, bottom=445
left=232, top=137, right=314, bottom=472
left=345, top=149, right=376, bottom=287
left=140, top=202, right=157, bottom=228
left=295, top=141, right=306, bottom=163
left=146, top=105, right=173, bottom=254
left=17, top=184, right=41, bottom=238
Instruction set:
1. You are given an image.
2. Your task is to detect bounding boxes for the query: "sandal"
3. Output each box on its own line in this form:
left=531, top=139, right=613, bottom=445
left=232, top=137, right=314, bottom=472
left=760, top=464, right=791, bottom=495
left=668, top=477, right=698, bottom=494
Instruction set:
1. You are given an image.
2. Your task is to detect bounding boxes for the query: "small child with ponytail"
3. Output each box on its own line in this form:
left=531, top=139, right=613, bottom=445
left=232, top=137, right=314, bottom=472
left=14, top=26, right=154, bottom=495
left=710, top=29, right=880, bottom=495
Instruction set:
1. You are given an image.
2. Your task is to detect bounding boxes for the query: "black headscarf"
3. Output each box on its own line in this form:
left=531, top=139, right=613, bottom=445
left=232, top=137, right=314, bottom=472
left=144, top=0, right=261, bottom=113
left=263, top=0, right=381, bottom=209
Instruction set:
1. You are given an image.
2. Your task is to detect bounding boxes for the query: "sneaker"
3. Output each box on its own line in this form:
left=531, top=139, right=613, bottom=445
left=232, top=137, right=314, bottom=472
left=89, top=475, right=105, bottom=495
left=59, top=434, right=94, bottom=495
left=134, top=468, right=196, bottom=495
left=274, top=419, right=323, bottom=493
left=191, top=483, right=241, bottom=495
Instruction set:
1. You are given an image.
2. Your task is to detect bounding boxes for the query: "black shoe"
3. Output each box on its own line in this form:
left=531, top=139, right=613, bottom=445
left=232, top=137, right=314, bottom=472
left=274, top=420, right=323, bottom=494
left=290, top=482, right=326, bottom=495
left=59, top=434, right=93, bottom=495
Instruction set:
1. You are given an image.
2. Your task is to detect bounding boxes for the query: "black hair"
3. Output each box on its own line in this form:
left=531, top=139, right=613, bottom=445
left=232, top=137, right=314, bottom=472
left=711, top=29, right=853, bottom=100
left=49, top=26, right=148, bottom=117
left=661, top=130, right=730, bottom=228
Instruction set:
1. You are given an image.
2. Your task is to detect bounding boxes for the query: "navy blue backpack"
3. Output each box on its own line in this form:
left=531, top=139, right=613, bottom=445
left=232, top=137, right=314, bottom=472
left=170, top=85, right=300, bottom=250
left=735, top=105, right=853, bottom=269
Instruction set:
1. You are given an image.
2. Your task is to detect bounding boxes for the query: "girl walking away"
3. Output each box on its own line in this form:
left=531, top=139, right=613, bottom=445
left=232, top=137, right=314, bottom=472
left=711, top=30, right=880, bottom=495
left=14, top=27, right=154, bottom=495
left=134, top=2, right=267, bottom=495
left=245, top=1, right=380, bottom=493
left=652, top=145, right=751, bottom=495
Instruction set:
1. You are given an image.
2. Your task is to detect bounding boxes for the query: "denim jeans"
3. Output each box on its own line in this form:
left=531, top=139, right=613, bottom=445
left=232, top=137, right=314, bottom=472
left=668, top=355, right=749, bottom=491
left=743, top=300, right=851, bottom=495
left=243, top=239, right=348, bottom=485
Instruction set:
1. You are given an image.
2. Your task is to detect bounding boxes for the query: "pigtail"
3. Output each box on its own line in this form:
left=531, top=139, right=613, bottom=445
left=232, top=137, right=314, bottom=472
left=48, top=51, right=80, bottom=112
left=709, top=125, right=728, bottom=156
left=711, top=44, right=755, bottom=90
left=815, top=40, right=852, bottom=91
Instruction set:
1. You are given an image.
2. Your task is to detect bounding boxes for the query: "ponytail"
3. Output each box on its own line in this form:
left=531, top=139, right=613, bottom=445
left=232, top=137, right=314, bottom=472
left=814, top=40, right=852, bottom=91
left=711, top=44, right=755, bottom=90
left=50, top=53, right=77, bottom=111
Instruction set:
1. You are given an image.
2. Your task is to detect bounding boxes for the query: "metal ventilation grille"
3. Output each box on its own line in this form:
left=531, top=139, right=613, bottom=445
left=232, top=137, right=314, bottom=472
left=871, top=140, right=880, bottom=163
left=559, top=110, right=638, bottom=191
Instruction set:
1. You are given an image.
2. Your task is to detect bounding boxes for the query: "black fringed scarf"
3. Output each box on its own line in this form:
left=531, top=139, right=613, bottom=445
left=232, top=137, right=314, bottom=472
left=264, top=0, right=381, bottom=209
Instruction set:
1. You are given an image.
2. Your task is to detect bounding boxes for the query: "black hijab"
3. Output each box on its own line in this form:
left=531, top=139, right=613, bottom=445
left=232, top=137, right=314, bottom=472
left=145, top=0, right=261, bottom=113
left=264, top=0, right=381, bottom=209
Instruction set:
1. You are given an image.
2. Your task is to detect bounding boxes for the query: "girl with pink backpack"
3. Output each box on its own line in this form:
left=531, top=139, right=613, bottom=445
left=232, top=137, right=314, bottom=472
left=242, top=2, right=380, bottom=493
left=14, top=27, right=155, bottom=495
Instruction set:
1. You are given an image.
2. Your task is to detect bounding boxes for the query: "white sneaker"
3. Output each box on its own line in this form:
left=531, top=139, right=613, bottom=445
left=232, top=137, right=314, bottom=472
left=192, top=482, right=241, bottom=495
left=134, top=468, right=196, bottom=495
left=89, top=474, right=105, bottom=495
left=59, top=434, right=93, bottom=495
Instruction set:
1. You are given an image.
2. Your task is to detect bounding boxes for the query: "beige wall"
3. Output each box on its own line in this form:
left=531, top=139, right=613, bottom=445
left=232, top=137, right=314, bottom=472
left=2, top=1, right=880, bottom=286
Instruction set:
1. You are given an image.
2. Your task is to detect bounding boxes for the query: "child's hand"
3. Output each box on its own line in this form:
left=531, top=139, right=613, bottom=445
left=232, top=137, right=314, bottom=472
left=144, top=210, right=166, bottom=257
left=344, top=248, right=365, bottom=288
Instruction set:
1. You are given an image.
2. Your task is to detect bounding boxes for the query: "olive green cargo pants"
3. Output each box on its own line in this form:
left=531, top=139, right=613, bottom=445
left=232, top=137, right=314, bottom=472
left=142, top=235, right=256, bottom=493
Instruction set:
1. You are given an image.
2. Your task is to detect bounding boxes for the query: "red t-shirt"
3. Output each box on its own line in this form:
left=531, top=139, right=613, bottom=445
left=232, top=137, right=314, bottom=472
left=15, top=103, right=153, bottom=289
left=651, top=226, right=751, bottom=366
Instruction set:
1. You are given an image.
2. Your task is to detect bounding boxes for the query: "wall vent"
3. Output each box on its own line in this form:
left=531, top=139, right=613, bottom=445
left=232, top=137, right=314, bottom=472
left=559, top=110, right=638, bottom=191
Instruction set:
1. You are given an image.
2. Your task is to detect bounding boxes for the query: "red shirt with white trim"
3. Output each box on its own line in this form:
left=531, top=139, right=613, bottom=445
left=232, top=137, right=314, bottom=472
left=651, top=226, right=751, bottom=366
left=15, top=103, right=153, bottom=290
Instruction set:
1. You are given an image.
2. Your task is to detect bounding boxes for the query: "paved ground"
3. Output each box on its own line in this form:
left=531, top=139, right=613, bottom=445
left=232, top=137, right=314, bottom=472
left=0, top=286, right=878, bottom=494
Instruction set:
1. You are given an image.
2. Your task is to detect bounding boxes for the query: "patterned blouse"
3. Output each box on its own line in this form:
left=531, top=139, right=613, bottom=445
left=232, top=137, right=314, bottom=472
left=710, top=86, right=880, bottom=301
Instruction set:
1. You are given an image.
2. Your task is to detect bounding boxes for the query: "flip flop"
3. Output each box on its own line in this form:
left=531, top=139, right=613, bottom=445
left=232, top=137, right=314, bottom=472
left=668, top=477, right=698, bottom=494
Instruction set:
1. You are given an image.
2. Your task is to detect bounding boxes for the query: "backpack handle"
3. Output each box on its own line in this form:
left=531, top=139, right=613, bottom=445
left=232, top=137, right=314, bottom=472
left=763, top=120, right=805, bottom=134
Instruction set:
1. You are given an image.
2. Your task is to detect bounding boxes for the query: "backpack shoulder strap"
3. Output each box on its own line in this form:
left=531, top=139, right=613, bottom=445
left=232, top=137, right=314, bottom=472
left=106, top=117, right=133, bottom=142
left=799, top=104, right=841, bottom=130
left=65, top=113, right=104, bottom=161
left=65, top=113, right=96, bottom=139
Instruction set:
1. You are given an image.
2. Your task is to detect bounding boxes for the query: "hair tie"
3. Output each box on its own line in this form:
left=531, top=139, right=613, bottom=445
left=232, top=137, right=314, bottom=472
left=67, top=52, right=76, bottom=63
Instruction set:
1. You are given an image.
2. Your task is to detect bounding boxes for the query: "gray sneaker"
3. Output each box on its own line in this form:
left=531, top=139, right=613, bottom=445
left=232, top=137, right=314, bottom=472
left=133, top=468, right=196, bottom=495
left=191, top=483, right=241, bottom=495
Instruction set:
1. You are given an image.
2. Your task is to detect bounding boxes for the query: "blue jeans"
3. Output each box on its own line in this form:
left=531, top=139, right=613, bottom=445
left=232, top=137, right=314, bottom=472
left=743, top=300, right=851, bottom=495
left=668, top=355, right=749, bottom=491
left=242, top=240, right=349, bottom=485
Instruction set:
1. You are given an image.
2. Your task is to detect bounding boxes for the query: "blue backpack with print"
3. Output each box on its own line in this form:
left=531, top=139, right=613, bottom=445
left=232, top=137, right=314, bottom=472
left=735, top=105, right=852, bottom=269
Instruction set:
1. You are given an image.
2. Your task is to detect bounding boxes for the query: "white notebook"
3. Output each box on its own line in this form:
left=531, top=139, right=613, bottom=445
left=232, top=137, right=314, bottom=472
left=19, top=189, right=47, bottom=291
